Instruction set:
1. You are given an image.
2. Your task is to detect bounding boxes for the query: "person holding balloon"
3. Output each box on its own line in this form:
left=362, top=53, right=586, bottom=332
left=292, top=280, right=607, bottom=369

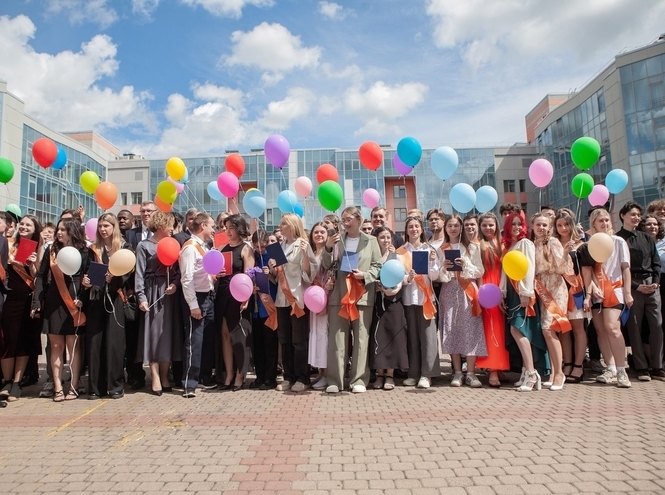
left=268, top=213, right=317, bottom=393
left=578, top=208, right=632, bottom=388
left=135, top=212, right=181, bottom=396
left=0, top=216, right=43, bottom=402
left=476, top=213, right=509, bottom=387
left=32, top=219, right=90, bottom=402
left=436, top=214, right=485, bottom=388
left=501, top=213, right=549, bottom=392
left=83, top=213, right=133, bottom=400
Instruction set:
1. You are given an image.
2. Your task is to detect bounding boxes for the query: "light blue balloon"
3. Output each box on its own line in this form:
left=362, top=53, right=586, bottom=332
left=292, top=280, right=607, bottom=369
left=52, top=147, right=67, bottom=170
left=380, top=259, right=406, bottom=288
left=207, top=181, right=224, bottom=201
left=397, top=137, right=422, bottom=167
left=475, top=185, right=498, bottom=213
left=449, top=183, right=476, bottom=213
left=277, top=190, right=298, bottom=213
left=294, top=203, right=304, bottom=217
left=179, top=168, right=189, bottom=184
left=431, top=146, right=459, bottom=181
left=243, top=192, right=266, bottom=218
left=605, top=169, right=628, bottom=194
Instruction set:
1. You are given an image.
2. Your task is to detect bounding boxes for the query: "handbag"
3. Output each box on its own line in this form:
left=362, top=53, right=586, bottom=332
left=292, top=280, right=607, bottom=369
left=117, top=288, right=137, bottom=322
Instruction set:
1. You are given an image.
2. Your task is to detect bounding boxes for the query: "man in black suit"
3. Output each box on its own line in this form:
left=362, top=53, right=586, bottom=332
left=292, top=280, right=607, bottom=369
left=126, top=201, right=157, bottom=250
left=117, top=209, right=135, bottom=240
left=174, top=208, right=199, bottom=247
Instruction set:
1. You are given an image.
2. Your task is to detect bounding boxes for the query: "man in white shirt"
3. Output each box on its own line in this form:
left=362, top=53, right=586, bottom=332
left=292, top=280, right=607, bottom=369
left=179, top=213, right=216, bottom=397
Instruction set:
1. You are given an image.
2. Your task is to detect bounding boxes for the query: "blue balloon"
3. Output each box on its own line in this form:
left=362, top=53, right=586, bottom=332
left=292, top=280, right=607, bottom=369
left=450, top=183, right=476, bottom=213
left=243, top=191, right=266, bottom=218
left=475, top=185, right=498, bottom=213
left=179, top=168, right=189, bottom=184
left=294, top=203, right=304, bottom=217
left=397, top=137, right=422, bottom=167
left=380, top=259, right=406, bottom=288
left=52, top=147, right=67, bottom=170
left=605, top=169, right=628, bottom=194
left=277, top=190, right=298, bottom=213
left=431, top=146, right=459, bottom=181
left=207, top=181, right=224, bottom=201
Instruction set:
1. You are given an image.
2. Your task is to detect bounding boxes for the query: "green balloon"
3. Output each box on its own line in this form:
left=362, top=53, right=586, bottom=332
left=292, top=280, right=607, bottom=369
left=571, top=173, right=594, bottom=199
left=318, top=180, right=343, bottom=211
left=5, top=203, right=22, bottom=218
left=571, top=137, right=600, bottom=170
left=0, top=158, right=14, bottom=184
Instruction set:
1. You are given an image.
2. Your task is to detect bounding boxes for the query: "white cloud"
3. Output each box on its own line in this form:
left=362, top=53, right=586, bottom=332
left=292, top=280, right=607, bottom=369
left=179, top=0, right=274, bottom=18
left=257, top=87, right=316, bottom=130
left=0, top=15, right=156, bottom=133
left=321, top=63, right=363, bottom=80
left=426, top=0, right=665, bottom=69
left=319, top=1, right=347, bottom=20
left=45, top=0, right=118, bottom=28
left=132, top=0, right=161, bottom=17
left=225, top=22, right=322, bottom=84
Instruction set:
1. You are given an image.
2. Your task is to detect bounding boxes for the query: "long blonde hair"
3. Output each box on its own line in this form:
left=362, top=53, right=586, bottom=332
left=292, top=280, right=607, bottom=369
left=588, top=208, right=614, bottom=236
left=280, top=213, right=307, bottom=242
left=94, top=213, right=124, bottom=256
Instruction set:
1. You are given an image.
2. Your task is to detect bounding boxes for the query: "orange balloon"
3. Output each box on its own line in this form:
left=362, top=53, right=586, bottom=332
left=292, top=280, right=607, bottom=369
left=359, top=141, right=383, bottom=171
left=94, top=182, right=118, bottom=210
left=154, top=194, right=173, bottom=213
left=225, top=154, right=245, bottom=178
left=316, top=164, right=339, bottom=184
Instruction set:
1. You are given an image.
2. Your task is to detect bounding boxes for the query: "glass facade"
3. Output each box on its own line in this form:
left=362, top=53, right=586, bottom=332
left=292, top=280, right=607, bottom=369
left=20, top=125, right=107, bottom=224
left=535, top=89, right=611, bottom=211
left=620, top=53, right=665, bottom=205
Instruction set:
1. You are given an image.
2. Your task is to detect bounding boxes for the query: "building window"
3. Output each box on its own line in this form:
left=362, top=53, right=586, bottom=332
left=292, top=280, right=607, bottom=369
left=134, top=171, right=143, bottom=181
left=395, top=208, right=407, bottom=222
left=121, top=192, right=128, bottom=205
left=393, top=185, right=406, bottom=198
left=522, top=158, right=531, bottom=168
left=503, top=180, right=515, bottom=193
left=519, top=179, right=526, bottom=192
left=131, top=192, right=143, bottom=204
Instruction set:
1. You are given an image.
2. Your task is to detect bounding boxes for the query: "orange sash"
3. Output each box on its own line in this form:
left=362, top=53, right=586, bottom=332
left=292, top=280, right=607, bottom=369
left=10, top=261, right=35, bottom=290
left=50, top=255, right=86, bottom=326
left=259, top=293, right=279, bottom=330
left=593, top=263, right=622, bottom=307
left=276, top=266, right=305, bottom=318
left=562, top=272, right=584, bottom=312
left=338, top=274, right=366, bottom=321
left=534, top=278, right=572, bottom=332
left=414, top=275, right=437, bottom=320
left=509, top=279, right=536, bottom=317
left=182, top=239, right=206, bottom=257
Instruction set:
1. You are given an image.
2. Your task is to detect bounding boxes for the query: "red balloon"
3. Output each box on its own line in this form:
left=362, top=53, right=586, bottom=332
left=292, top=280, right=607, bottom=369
left=359, top=141, right=383, bottom=171
left=32, top=138, right=58, bottom=168
left=156, top=237, right=180, bottom=267
left=225, top=154, right=245, bottom=178
left=316, top=164, right=339, bottom=184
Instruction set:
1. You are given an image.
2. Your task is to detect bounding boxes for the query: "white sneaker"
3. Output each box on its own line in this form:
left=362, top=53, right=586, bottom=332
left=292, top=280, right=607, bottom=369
left=351, top=384, right=366, bottom=393
left=450, top=372, right=463, bottom=387
left=312, top=376, right=328, bottom=390
left=276, top=381, right=291, bottom=391
left=325, top=384, right=339, bottom=394
left=39, top=381, right=54, bottom=398
left=464, top=373, right=482, bottom=388
left=417, top=376, right=430, bottom=389
left=596, top=368, right=617, bottom=384
left=617, top=369, right=632, bottom=388
left=291, top=381, right=309, bottom=392
left=403, top=378, right=417, bottom=387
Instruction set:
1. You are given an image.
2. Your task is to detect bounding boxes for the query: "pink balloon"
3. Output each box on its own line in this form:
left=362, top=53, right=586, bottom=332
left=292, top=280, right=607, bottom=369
left=362, top=188, right=380, bottom=209
left=217, top=171, right=239, bottom=198
left=588, top=184, right=610, bottom=207
left=85, top=218, right=98, bottom=241
left=529, top=159, right=554, bottom=188
left=168, top=176, right=185, bottom=194
left=393, top=154, right=413, bottom=176
left=229, top=273, right=254, bottom=302
left=295, top=176, right=312, bottom=197
left=304, top=285, right=327, bottom=313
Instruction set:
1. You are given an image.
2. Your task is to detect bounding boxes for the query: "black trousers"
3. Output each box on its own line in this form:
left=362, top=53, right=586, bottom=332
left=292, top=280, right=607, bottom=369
left=252, top=315, right=279, bottom=385
left=124, top=317, right=144, bottom=383
left=276, top=307, right=309, bottom=385
left=87, top=315, right=126, bottom=396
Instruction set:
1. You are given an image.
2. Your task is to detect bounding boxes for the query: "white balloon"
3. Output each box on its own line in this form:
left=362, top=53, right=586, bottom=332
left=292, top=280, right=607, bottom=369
left=56, top=246, right=82, bottom=276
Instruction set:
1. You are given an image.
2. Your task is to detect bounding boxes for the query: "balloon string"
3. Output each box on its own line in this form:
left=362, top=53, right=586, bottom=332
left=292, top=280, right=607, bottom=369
left=185, top=184, right=208, bottom=215
left=539, top=188, right=542, bottom=212
left=148, top=270, right=170, bottom=310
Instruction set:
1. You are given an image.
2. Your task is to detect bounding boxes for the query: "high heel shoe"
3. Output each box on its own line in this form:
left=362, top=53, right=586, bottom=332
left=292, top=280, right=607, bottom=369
left=516, top=370, right=541, bottom=392
left=513, top=367, right=526, bottom=387
left=566, top=364, right=585, bottom=383
left=151, top=388, right=163, bottom=396
left=549, top=374, right=566, bottom=391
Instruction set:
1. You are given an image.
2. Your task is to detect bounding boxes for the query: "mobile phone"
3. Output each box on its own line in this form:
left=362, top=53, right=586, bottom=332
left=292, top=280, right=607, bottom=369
left=327, top=228, right=336, bottom=237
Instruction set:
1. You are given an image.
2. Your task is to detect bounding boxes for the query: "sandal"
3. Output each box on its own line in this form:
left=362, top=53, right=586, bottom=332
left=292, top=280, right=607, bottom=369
left=383, top=376, right=395, bottom=390
left=53, top=390, right=65, bottom=403
left=65, top=388, right=79, bottom=401
left=373, top=375, right=384, bottom=389
left=489, top=371, right=501, bottom=388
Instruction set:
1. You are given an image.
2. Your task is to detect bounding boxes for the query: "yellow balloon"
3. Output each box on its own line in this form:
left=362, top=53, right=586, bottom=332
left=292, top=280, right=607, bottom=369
left=108, top=249, right=136, bottom=277
left=156, top=180, right=177, bottom=204
left=588, top=233, right=614, bottom=263
left=165, top=157, right=186, bottom=181
left=502, top=251, right=529, bottom=281
left=80, top=171, right=100, bottom=194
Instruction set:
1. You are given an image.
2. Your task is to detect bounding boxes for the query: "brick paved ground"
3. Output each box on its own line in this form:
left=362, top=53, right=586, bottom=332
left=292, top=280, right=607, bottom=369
left=2, top=359, right=665, bottom=495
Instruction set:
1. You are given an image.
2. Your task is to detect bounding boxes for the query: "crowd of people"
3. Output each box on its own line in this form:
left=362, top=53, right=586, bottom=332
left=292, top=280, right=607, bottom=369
left=1, top=196, right=665, bottom=405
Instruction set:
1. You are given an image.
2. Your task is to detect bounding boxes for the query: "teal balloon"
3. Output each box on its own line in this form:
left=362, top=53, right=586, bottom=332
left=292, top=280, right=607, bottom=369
left=52, top=147, right=67, bottom=170
left=571, top=173, right=594, bottom=199
left=431, top=146, right=459, bottom=181
left=605, top=169, right=628, bottom=194
left=397, top=137, right=422, bottom=167
left=294, top=203, right=304, bottom=217
left=380, top=259, right=406, bottom=288
left=317, top=180, right=344, bottom=211
left=277, top=190, right=298, bottom=213
left=475, top=185, right=498, bottom=213
left=571, top=137, right=601, bottom=170
left=243, top=191, right=266, bottom=218
left=449, top=183, right=476, bottom=213
left=5, top=203, right=21, bottom=218
left=207, top=181, right=224, bottom=201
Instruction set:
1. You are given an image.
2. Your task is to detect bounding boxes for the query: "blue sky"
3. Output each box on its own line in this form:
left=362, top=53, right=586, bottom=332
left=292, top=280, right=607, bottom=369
left=1, top=0, right=665, bottom=158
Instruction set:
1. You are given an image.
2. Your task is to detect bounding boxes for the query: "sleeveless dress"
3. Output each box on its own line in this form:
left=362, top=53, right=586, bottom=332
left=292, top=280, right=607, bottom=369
left=0, top=260, right=41, bottom=358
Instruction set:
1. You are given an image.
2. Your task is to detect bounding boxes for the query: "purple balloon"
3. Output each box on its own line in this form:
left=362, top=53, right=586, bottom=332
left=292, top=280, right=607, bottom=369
left=393, top=154, right=413, bottom=176
left=478, top=283, right=502, bottom=309
left=202, top=250, right=225, bottom=275
left=264, top=134, right=290, bottom=169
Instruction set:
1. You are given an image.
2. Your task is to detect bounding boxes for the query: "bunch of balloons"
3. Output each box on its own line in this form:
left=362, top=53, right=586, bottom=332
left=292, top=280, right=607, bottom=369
left=157, top=157, right=189, bottom=212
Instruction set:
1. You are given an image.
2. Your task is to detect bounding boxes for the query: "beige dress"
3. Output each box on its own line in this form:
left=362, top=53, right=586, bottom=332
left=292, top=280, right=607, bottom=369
left=534, top=238, right=572, bottom=331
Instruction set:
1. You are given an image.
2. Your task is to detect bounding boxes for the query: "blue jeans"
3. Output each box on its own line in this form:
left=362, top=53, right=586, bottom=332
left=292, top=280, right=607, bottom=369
left=182, top=292, right=215, bottom=391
